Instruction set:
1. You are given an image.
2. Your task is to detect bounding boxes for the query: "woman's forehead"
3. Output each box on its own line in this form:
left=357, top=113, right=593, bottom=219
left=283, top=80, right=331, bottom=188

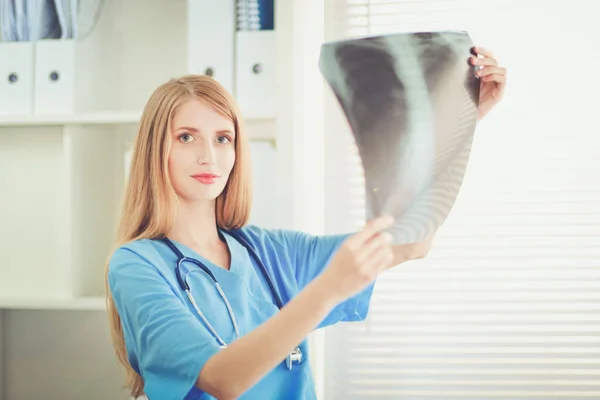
left=172, top=99, right=234, bottom=131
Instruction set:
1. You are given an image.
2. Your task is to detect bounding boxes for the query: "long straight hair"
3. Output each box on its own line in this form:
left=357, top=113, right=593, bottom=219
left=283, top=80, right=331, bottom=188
left=104, top=75, right=253, bottom=397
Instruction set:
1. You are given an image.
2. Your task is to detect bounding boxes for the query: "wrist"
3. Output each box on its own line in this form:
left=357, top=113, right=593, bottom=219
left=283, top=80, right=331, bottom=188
left=309, top=272, right=345, bottom=311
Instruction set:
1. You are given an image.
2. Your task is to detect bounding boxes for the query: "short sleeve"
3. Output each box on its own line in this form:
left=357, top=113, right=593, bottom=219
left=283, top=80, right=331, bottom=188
left=271, top=230, right=377, bottom=329
left=107, top=247, right=221, bottom=400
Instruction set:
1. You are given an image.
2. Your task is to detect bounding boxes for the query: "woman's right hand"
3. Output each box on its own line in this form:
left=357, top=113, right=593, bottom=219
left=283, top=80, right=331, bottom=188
left=319, top=216, right=395, bottom=303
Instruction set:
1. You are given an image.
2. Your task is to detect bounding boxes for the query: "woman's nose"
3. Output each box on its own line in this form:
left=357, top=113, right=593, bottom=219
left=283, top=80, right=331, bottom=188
left=196, top=141, right=217, bottom=164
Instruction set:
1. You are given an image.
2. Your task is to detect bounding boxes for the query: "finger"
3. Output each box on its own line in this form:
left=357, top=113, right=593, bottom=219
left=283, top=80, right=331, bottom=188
left=476, top=66, right=506, bottom=78
left=472, top=46, right=494, bottom=58
left=357, top=231, right=393, bottom=263
left=481, top=74, right=507, bottom=84
left=471, top=56, right=497, bottom=67
left=349, top=215, right=394, bottom=246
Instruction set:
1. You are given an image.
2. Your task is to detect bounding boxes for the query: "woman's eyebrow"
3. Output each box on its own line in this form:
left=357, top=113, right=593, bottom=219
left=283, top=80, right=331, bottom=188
left=175, top=126, right=199, bottom=132
left=174, top=127, right=235, bottom=136
left=217, top=129, right=235, bottom=136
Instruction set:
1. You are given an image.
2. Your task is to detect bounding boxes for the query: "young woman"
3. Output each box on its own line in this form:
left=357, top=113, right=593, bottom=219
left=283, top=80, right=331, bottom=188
left=105, top=47, right=506, bottom=400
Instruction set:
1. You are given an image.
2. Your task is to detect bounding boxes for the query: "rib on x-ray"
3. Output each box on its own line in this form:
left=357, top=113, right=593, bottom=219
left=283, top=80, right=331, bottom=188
left=319, top=31, right=480, bottom=245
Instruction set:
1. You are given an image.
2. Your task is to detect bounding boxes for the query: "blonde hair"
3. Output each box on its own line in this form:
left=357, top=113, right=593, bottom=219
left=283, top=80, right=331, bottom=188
left=104, top=75, right=253, bottom=397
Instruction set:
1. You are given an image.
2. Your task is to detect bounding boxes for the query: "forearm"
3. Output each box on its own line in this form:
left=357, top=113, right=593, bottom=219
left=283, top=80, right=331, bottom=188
left=196, top=276, right=341, bottom=399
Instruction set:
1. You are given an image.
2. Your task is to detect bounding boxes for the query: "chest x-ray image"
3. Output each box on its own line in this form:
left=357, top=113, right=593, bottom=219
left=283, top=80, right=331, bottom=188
left=319, top=31, right=480, bottom=245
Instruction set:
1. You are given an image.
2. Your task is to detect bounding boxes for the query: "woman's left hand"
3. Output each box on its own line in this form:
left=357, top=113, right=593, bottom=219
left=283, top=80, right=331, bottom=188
left=470, top=46, right=507, bottom=120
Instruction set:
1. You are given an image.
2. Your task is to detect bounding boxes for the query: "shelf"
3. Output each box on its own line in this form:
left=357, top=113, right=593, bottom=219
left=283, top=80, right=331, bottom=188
left=0, top=296, right=106, bottom=310
left=0, top=113, right=277, bottom=141
left=0, top=0, right=281, bottom=398
left=0, top=111, right=142, bottom=127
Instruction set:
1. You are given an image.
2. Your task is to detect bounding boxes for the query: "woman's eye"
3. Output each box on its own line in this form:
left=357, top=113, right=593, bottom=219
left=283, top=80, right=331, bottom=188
left=217, top=135, right=231, bottom=144
left=179, top=133, right=194, bottom=143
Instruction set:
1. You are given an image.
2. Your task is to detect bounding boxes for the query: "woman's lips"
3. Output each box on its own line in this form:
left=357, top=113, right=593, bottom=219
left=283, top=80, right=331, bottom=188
left=192, top=174, right=219, bottom=184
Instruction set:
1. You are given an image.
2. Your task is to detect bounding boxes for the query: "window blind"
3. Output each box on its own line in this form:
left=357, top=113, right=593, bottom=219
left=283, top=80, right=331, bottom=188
left=322, top=1, right=600, bottom=399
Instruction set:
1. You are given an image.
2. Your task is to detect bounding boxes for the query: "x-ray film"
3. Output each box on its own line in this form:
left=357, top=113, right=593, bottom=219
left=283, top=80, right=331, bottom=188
left=319, top=31, right=480, bottom=245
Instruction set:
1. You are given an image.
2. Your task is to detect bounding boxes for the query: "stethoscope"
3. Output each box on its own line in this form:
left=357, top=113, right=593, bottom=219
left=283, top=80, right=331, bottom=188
left=161, top=230, right=303, bottom=371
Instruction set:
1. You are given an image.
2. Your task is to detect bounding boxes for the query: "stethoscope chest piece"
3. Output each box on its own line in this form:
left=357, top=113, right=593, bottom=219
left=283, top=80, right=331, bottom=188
left=286, top=347, right=303, bottom=370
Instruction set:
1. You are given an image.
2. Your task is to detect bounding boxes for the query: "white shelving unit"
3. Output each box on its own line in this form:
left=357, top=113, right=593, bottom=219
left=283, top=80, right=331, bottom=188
left=0, top=111, right=142, bottom=126
left=0, top=0, right=280, bottom=398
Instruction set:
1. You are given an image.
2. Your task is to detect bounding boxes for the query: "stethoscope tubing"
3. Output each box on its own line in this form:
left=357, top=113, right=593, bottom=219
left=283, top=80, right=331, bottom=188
left=162, top=230, right=302, bottom=369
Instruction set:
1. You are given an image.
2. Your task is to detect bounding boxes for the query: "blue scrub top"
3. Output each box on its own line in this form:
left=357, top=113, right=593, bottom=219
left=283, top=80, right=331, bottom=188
left=107, top=225, right=375, bottom=400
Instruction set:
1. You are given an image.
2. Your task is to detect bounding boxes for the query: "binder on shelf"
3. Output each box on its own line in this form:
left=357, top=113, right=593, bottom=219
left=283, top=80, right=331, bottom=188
left=234, top=0, right=276, bottom=118
left=0, top=42, right=35, bottom=117
left=236, top=0, right=274, bottom=31
left=1, top=0, right=79, bottom=116
left=235, top=30, right=276, bottom=119
left=187, top=0, right=235, bottom=94
left=34, top=39, right=75, bottom=115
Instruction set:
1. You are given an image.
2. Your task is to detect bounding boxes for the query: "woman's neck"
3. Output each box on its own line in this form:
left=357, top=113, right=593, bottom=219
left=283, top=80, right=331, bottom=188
left=167, top=200, right=223, bottom=254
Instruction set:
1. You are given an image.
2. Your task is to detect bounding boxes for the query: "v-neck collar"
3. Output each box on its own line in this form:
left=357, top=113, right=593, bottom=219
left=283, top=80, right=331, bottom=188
left=165, top=230, right=244, bottom=276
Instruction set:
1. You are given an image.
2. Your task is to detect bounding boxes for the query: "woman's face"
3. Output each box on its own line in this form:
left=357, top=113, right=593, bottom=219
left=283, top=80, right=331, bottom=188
left=168, top=99, right=236, bottom=204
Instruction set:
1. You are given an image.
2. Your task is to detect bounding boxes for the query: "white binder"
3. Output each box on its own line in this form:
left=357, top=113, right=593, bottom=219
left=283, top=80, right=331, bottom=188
left=34, top=39, right=75, bottom=115
left=0, top=42, right=35, bottom=117
left=187, top=0, right=235, bottom=94
left=235, top=30, right=276, bottom=119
